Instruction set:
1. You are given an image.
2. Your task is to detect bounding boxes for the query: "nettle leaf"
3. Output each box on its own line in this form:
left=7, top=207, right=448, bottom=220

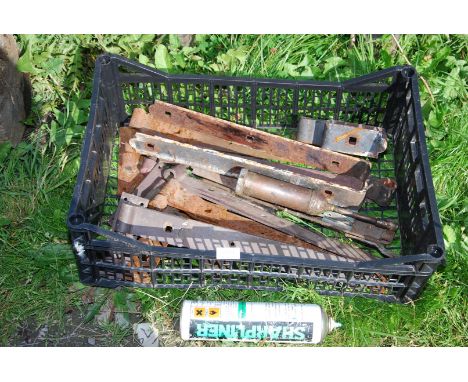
left=210, top=63, right=221, bottom=72
left=283, top=63, right=299, bottom=77
left=140, top=34, right=155, bottom=43
left=217, top=47, right=249, bottom=72
left=300, top=66, right=314, bottom=77
left=169, top=34, right=181, bottom=49
left=173, top=53, right=187, bottom=68
left=154, top=44, right=173, bottom=70
left=182, top=46, right=196, bottom=55
left=217, top=52, right=232, bottom=67
left=443, top=225, right=457, bottom=247
left=46, top=56, right=66, bottom=75
left=446, top=56, right=467, bottom=70
left=17, top=44, right=38, bottom=74
left=190, top=54, right=203, bottom=62
left=428, top=46, right=451, bottom=71
left=442, top=67, right=465, bottom=100
left=102, top=45, right=121, bottom=54
left=428, top=109, right=443, bottom=128
left=381, top=49, right=393, bottom=68
left=230, top=47, right=248, bottom=64
left=323, top=56, right=346, bottom=75
left=139, top=54, right=150, bottom=66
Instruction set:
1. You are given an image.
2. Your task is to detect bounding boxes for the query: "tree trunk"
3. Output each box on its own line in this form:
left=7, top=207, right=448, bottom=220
left=0, top=34, right=28, bottom=145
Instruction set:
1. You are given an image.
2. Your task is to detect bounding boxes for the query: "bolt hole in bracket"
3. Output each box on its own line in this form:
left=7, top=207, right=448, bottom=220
left=296, top=117, right=387, bottom=159
left=348, top=136, right=357, bottom=145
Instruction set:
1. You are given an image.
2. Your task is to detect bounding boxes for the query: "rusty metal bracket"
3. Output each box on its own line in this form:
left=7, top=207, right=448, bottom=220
left=133, top=159, right=168, bottom=199
left=129, top=101, right=371, bottom=181
left=366, top=177, right=397, bottom=206
left=129, top=133, right=366, bottom=208
left=181, top=169, right=396, bottom=249
left=230, top=155, right=396, bottom=207
left=189, top=165, right=396, bottom=232
left=112, top=199, right=360, bottom=262
left=167, top=172, right=374, bottom=261
left=119, top=192, right=149, bottom=208
left=297, top=118, right=387, bottom=158
left=284, top=209, right=396, bottom=246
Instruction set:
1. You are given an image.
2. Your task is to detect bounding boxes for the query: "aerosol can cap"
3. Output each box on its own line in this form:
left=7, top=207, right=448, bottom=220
left=328, top=318, right=342, bottom=332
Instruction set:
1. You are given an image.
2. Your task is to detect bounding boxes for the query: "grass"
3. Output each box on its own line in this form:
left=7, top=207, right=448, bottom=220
left=0, top=34, right=467, bottom=346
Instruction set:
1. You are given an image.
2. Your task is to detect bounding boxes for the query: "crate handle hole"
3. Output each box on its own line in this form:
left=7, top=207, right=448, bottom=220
left=68, top=214, right=85, bottom=226
left=402, top=67, right=416, bottom=79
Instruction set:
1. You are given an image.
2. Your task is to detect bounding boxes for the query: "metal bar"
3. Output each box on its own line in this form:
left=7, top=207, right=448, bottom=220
left=211, top=188, right=397, bottom=247
left=129, top=101, right=371, bottom=180
left=156, top=175, right=329, bottom=249
left=112, top=200, right=360, bottom=263
left=190, top=166, right=396, bottom=232
left=171, top=173, right=374, bottom=261
left=229, top=156, right=395, bottom=207
left=284, top=209, right=396, bottom=246
left=296, top=118, right=387, bottom=158
left=129, top=133, right=366, bottom=208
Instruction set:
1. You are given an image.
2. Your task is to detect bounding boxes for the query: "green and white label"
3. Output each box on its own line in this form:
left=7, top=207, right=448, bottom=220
left=189, top=320, right=313, bottom=342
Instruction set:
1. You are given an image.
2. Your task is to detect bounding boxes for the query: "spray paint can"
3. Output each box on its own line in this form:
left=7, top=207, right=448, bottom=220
left=180, top=300, right=341, bottom=344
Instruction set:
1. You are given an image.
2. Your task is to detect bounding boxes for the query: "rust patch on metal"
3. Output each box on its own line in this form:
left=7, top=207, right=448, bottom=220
left=118, top=127, right=159, bottom=195
left=129, top=133, right=367, bottom=208
left=118, top=127, right=144, bottom=195
left=126, top=238, right=166, bottom=284
left=149, top=194, right=168, bottom=210
left=129, top=101, right=371, bottom=180
left=334, top=126, right=364, bottom=143
left=155, top=179, right=320, bottom=249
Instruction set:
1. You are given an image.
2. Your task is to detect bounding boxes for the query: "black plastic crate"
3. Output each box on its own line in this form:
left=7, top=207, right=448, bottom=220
left=68, top=54, right=445, bottom=303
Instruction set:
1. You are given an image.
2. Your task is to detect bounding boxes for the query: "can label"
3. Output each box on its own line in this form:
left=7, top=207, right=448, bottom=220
left=182, top=301, right=325, bottom=343
left=189, top=320, right=313, bottom=342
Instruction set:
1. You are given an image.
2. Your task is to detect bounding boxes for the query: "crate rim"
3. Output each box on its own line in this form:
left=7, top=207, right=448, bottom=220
left=98, top=53, right=414, bottom=89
